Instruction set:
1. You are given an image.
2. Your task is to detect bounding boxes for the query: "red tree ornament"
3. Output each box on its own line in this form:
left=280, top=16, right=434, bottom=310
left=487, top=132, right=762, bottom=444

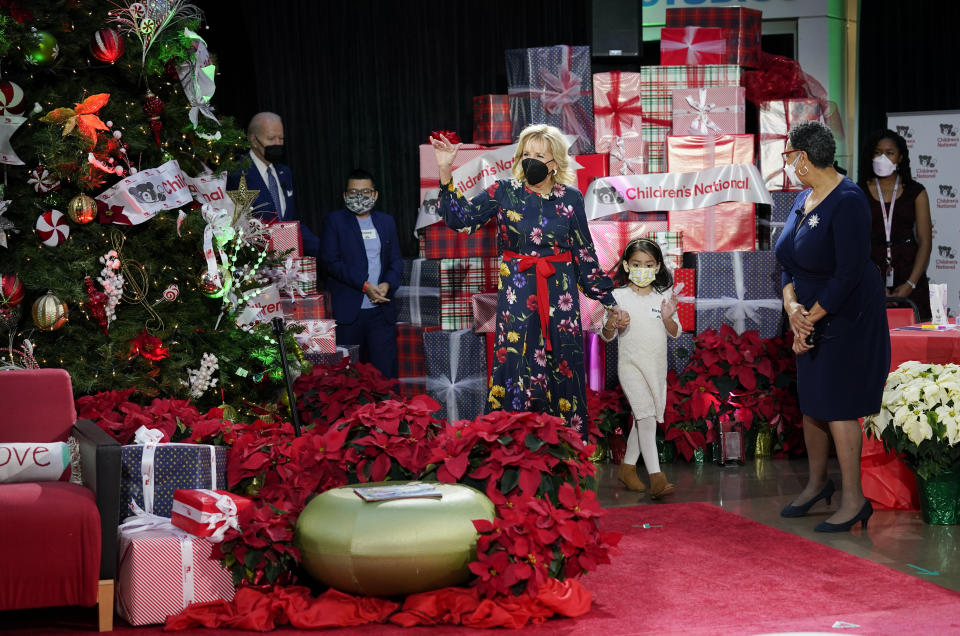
left=90, top=28, right=125, bottom=64
left=83, top=276, right=109, bottom=335
left=0, top=273, right=25, bottom=308
left=143, top=90, right=165, bottom=149
left=0, top=81, right=25, bottom=116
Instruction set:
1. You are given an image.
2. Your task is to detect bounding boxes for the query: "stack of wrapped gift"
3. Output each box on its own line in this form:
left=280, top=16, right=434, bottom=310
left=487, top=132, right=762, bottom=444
left=116, top=428, right=237, bottom=625
left=593, top=71, right=647, bottom=176
left=760, top=98, right=824, bottom=191
left=664, top=6, right=762, bottom=68
left=423, top=329, right=488, bottom=422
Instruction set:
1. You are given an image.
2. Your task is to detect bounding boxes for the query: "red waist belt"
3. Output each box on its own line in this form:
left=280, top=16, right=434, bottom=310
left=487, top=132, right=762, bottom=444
left=502, top=250, right=572, bottom=352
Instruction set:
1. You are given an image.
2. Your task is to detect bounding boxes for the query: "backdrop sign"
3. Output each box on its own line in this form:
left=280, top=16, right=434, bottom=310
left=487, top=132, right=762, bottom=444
left=585, top=164, right=772, bottom=220
left=887, top=111, right=960, bottom=317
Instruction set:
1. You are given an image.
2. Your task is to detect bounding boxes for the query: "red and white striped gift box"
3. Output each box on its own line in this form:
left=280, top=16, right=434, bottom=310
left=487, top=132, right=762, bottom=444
left=171, top=489, right=253, bottom=541
left=267, top=221, right=303, bottom=257
left=117, top=516, right=235, bottom=626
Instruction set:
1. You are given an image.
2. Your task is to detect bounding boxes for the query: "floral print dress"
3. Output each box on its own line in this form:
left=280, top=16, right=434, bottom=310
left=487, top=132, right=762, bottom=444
left=438, top=178, right=616, bottom=436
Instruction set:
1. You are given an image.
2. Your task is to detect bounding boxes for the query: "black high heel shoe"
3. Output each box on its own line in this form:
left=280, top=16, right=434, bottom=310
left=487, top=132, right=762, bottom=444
left=814, top=500, right=873, bottom=533
left=780, top=480, right=836, bottom=518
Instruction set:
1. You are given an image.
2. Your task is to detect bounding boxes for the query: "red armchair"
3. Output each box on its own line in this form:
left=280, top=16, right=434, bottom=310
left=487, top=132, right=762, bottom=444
left=0, top=368, right=121, bottom=631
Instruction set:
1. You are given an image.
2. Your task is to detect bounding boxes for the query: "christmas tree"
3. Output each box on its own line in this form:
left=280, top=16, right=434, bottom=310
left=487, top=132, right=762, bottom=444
left=0, top=0, right=296, bottom=410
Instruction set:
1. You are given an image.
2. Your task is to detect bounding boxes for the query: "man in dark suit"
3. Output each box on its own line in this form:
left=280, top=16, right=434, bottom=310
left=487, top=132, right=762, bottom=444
left=321, top=169, right=403, bottom=378
left=227, top=111, right=319, bottom=257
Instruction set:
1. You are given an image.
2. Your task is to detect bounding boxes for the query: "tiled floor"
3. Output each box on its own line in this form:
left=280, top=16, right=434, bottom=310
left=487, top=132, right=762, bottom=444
left=596, top=457, right=960, bottom=593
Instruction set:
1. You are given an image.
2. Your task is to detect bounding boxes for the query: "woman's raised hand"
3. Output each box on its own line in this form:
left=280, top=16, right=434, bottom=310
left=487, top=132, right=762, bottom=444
left=429, top=134, right=462, bottom=181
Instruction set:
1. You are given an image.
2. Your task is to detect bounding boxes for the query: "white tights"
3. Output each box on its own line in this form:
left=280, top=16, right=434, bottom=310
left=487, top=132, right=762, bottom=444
left=624, top=415, right=660, bottom=475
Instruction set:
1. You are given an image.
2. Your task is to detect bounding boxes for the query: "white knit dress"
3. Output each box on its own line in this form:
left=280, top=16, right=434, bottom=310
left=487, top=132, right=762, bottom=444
left=601, top=286, right=680, bottom=421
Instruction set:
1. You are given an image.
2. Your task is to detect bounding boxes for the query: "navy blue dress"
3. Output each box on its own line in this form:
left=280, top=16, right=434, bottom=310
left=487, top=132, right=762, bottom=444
left=774, top=178, right=890, bottom=421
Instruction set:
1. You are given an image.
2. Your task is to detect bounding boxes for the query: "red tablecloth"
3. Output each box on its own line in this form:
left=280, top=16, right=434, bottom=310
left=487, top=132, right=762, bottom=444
left=862, top=323, right=960, bottom=510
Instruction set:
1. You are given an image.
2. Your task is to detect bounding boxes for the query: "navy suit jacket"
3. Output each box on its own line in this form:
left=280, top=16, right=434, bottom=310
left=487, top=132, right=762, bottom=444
left=226, top=160, right=320, bottom=257
left=321, top=209, right=403, bottom=325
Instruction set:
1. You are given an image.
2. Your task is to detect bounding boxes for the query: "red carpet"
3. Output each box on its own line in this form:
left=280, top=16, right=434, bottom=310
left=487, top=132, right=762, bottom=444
left=6, top=502, right=960, bottom=634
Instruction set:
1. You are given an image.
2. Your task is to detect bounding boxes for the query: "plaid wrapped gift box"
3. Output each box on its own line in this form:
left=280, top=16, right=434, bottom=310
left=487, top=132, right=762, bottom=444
left=266, top=220, right=303, bottom=257
left=282, top=291, right=330, bottom=320
left=419, top=220, right=498, bottom=260
left=666, top=134, right=754, bottom=173
left=640, top=64, right=742, bottom=173
left=608, top=137, right=647, bottom=177
left=665, top=6, right=762, bottom=68
left=397, top=258, right=441, bottom=326
left=668, top=203, right=756, bottom=253
left=292, top=318, right=336, bottom=354
left=120, top=443, right=227, bottom=520
left=660, top=27, right=727, bottom=66
left=506, top=44, right=595, bottom=154
left=758, top=190, right=800, bottom=250
left=472, top=292, right=497, bottom=333
left=424, top=329, right=488, bottom=422
left=667, top=331, right=697, bottom=374
left=760, top=99, right=824, bottom=191
left=171, top=489, right=254, bottom=540
left=671, top=87, right=746, bottom=136
left=117, top=516, right=235, bottom=626
left=304, top=344, right=359, bottom=368
left=593, top=71, right=643, bottom=153
left=294, top=256, right=317, bottom=295
left=673, top=267, right=696, bottom=332
left=398, top=322, right=441, bottom=379
left=473, top=95, right=512, bottom=145
left=574, top=153, right=610, bottom=194
left=645, top=230, right=683, bottom=271
left=684, top=250, right=785, bottom=338
left=439, top=257, right=499, bottom=330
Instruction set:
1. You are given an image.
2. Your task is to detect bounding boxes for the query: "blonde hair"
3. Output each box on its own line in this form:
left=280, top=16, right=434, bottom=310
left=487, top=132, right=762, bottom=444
left=511, top=124, right=576, bottom=187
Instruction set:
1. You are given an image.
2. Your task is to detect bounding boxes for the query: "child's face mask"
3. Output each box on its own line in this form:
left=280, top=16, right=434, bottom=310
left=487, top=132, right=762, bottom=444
left=627, top=265, right=657, bottom=287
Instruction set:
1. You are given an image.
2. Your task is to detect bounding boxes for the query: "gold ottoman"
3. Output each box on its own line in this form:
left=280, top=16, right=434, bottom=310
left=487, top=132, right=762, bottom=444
left=296, top=481, right=494, bottom=596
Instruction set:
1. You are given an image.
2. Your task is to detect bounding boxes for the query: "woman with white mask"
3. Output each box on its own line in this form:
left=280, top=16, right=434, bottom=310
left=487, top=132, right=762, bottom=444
left=775, top=121, right=890, bottom=533
left=858, top=129, right=932, bottom=321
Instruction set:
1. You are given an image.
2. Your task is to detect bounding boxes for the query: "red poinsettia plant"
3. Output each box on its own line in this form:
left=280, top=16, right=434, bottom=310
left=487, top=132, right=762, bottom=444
left=585, top=386, right=630, bottom=463
left=663, top=326, right=801, bottom=460
left=292, top=358, right=399, bottom=430
left=422, top=410, right=621, bottom=597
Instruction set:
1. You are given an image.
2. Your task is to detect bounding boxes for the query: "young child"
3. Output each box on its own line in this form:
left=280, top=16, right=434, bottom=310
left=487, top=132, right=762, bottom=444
left=600, top=238, right=681, bottom=499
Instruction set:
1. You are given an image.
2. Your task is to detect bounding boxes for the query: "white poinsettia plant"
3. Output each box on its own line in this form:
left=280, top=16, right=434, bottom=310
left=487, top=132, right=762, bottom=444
left=865, top=361, right=960, bottom=480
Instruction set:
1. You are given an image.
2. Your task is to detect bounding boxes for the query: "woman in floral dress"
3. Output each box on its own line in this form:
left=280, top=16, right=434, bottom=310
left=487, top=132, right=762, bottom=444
left=430, top=124, right=627, bottom=437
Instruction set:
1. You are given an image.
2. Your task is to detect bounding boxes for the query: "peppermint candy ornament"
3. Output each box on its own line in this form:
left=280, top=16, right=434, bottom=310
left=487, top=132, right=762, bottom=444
left=0, top=81, right=25, bottom=116
left=36, top=209, right=70, bottom=246
left=27, top=166, right=60, bottom=193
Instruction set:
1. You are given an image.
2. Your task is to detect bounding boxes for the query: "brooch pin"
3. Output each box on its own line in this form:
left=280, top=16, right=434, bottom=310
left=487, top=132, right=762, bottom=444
left=808, top=214, right=820, bottom=228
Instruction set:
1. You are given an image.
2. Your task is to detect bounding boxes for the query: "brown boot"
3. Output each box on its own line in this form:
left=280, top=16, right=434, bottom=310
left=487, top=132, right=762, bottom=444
left=618, top=463, right=646, bottom=492
left=648, top=472, right=675, bottom=500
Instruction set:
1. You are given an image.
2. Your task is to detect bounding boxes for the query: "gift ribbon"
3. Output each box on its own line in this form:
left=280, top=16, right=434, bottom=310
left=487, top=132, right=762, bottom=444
left=425, top=329, right=487, bottom=422
left=133, top=426, right=218, bottom=515
left=694, top=252, right=782, bottom=333
left=201, top=203, right=234, bottom=289
left=660, top=26, right=727, bottom=65
left=119, top=502, right=196, bottom=609
left=682, top=88, right=744, bottom=136
left=508, top=46, right=591, bottom=150
left=757, top=217, right=786, bottom=244
left=502, top=250, right=572, bottom=351
left=198, top=489, right=240, bottom=543
left=593, top=70, right=645, bottom=139
left=394, top=258, right=440, bottom=325
left=294, top=320, right=336, bottom=353
left=610, top=136, right=644, bottom=176
left=278, top=255, right=308, bottom=302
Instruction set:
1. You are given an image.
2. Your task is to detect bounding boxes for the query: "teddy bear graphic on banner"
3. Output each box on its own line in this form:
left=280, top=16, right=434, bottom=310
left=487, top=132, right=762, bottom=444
left=127, top=182, right=166, bottom=204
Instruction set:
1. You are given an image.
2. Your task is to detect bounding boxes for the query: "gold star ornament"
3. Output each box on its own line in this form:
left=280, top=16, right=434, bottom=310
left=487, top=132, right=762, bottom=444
left=227, top=174, right=259, bottom=212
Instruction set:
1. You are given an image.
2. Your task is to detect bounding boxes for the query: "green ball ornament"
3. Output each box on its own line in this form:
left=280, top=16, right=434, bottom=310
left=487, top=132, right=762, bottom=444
left=24, top=30, right=60, bottom=67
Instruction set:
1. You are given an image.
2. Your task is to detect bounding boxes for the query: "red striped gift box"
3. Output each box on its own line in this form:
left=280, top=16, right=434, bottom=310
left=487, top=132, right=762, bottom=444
left=660, top=27, right=727, bottom=66
left=291, top=318, right=336, bottom=354
left=665, top=6, right=762, bottom=68
left=266, top=221, right=302, bottom=257
left=117, top=517, right=235, bottom=626
left=666, top=134, right=754, bottom=173
left=673, top=267, right=696, bottom=332
left=668, top=203, right=756, bottom=253
left=592, top=71, right=644, bottom=154
left=171, top=489, right=253, bottom=540
left=473, top=95, right=512, bottom=145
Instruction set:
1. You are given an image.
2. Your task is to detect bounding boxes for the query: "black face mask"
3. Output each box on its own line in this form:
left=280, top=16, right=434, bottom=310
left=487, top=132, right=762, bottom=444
left=521, top=157, right=552, bottom=186
left=256, top=136, right=285, bottom=164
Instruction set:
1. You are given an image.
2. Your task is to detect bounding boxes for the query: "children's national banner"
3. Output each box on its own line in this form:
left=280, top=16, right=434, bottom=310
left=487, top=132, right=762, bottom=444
left=585, top=163, right=771, bottom=220
left=887, top=110, right=960, bottom=317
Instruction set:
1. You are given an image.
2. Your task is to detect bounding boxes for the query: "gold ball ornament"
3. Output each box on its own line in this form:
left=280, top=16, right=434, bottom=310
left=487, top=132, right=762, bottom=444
left=32, top=291, right=69, bottom=331
left=67, top=193, right=97, bottom=224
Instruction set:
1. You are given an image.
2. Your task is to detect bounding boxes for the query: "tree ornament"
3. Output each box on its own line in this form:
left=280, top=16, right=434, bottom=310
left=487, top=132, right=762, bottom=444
left=143, top=90, right=165, bottom=149
left=35, top=209, right=70, bottom=246
left=24, top=29, right=60, bottom=66
left=199, top=268, right=232, bottom=298
left=90, top=27, right=125, bottom=63
left=0, top=81, right=25, bottom=116
left=27, top=166, right=61, bottom=193
left=83, top=276, right=109, bottom=335
left=67, top=193, right=97, bottom=224
left=32, top=291, right=68, bottom=331
left=39, top=93, right=111, bottom=148
left=0, top=273, right=25, bottom=307
left=161, top=283, right=179, bottom=302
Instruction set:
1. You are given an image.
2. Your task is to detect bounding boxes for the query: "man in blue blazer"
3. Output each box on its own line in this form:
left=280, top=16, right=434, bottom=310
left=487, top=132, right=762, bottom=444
left=226, top=112, right=320, bottom=257
left=321, top=169, right=403, bottom=378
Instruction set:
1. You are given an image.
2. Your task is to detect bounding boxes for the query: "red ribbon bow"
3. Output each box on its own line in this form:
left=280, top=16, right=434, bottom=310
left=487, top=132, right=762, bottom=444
left=503, top=250, right=571, bottom=352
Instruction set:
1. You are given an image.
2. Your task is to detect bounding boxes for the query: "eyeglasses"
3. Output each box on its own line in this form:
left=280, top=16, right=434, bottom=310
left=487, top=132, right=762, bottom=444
left=781, top=150, right=801, bottom=160
left=346, top=189, right=375, bottom=196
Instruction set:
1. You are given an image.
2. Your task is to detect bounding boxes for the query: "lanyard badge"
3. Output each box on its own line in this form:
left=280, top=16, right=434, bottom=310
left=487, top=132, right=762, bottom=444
left=875, top=176, right=899, bottom=288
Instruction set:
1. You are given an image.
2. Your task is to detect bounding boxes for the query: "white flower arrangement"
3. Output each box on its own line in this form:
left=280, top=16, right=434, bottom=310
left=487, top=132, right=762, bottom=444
left=98, top=249, right=124, bottom=324
left=865, top=361, right=960, bottom=479
left=181, top=352, right=219, bottom=399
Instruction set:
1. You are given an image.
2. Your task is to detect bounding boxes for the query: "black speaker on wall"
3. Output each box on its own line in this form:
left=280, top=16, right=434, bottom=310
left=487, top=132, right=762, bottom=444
left=592, top=0, right=643, bottom=58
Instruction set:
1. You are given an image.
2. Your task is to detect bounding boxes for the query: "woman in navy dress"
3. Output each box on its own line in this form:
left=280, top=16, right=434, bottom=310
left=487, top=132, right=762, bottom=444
left=774, top=121, right=890, bottom=532
left=429, top=124, right=628, bottom=438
